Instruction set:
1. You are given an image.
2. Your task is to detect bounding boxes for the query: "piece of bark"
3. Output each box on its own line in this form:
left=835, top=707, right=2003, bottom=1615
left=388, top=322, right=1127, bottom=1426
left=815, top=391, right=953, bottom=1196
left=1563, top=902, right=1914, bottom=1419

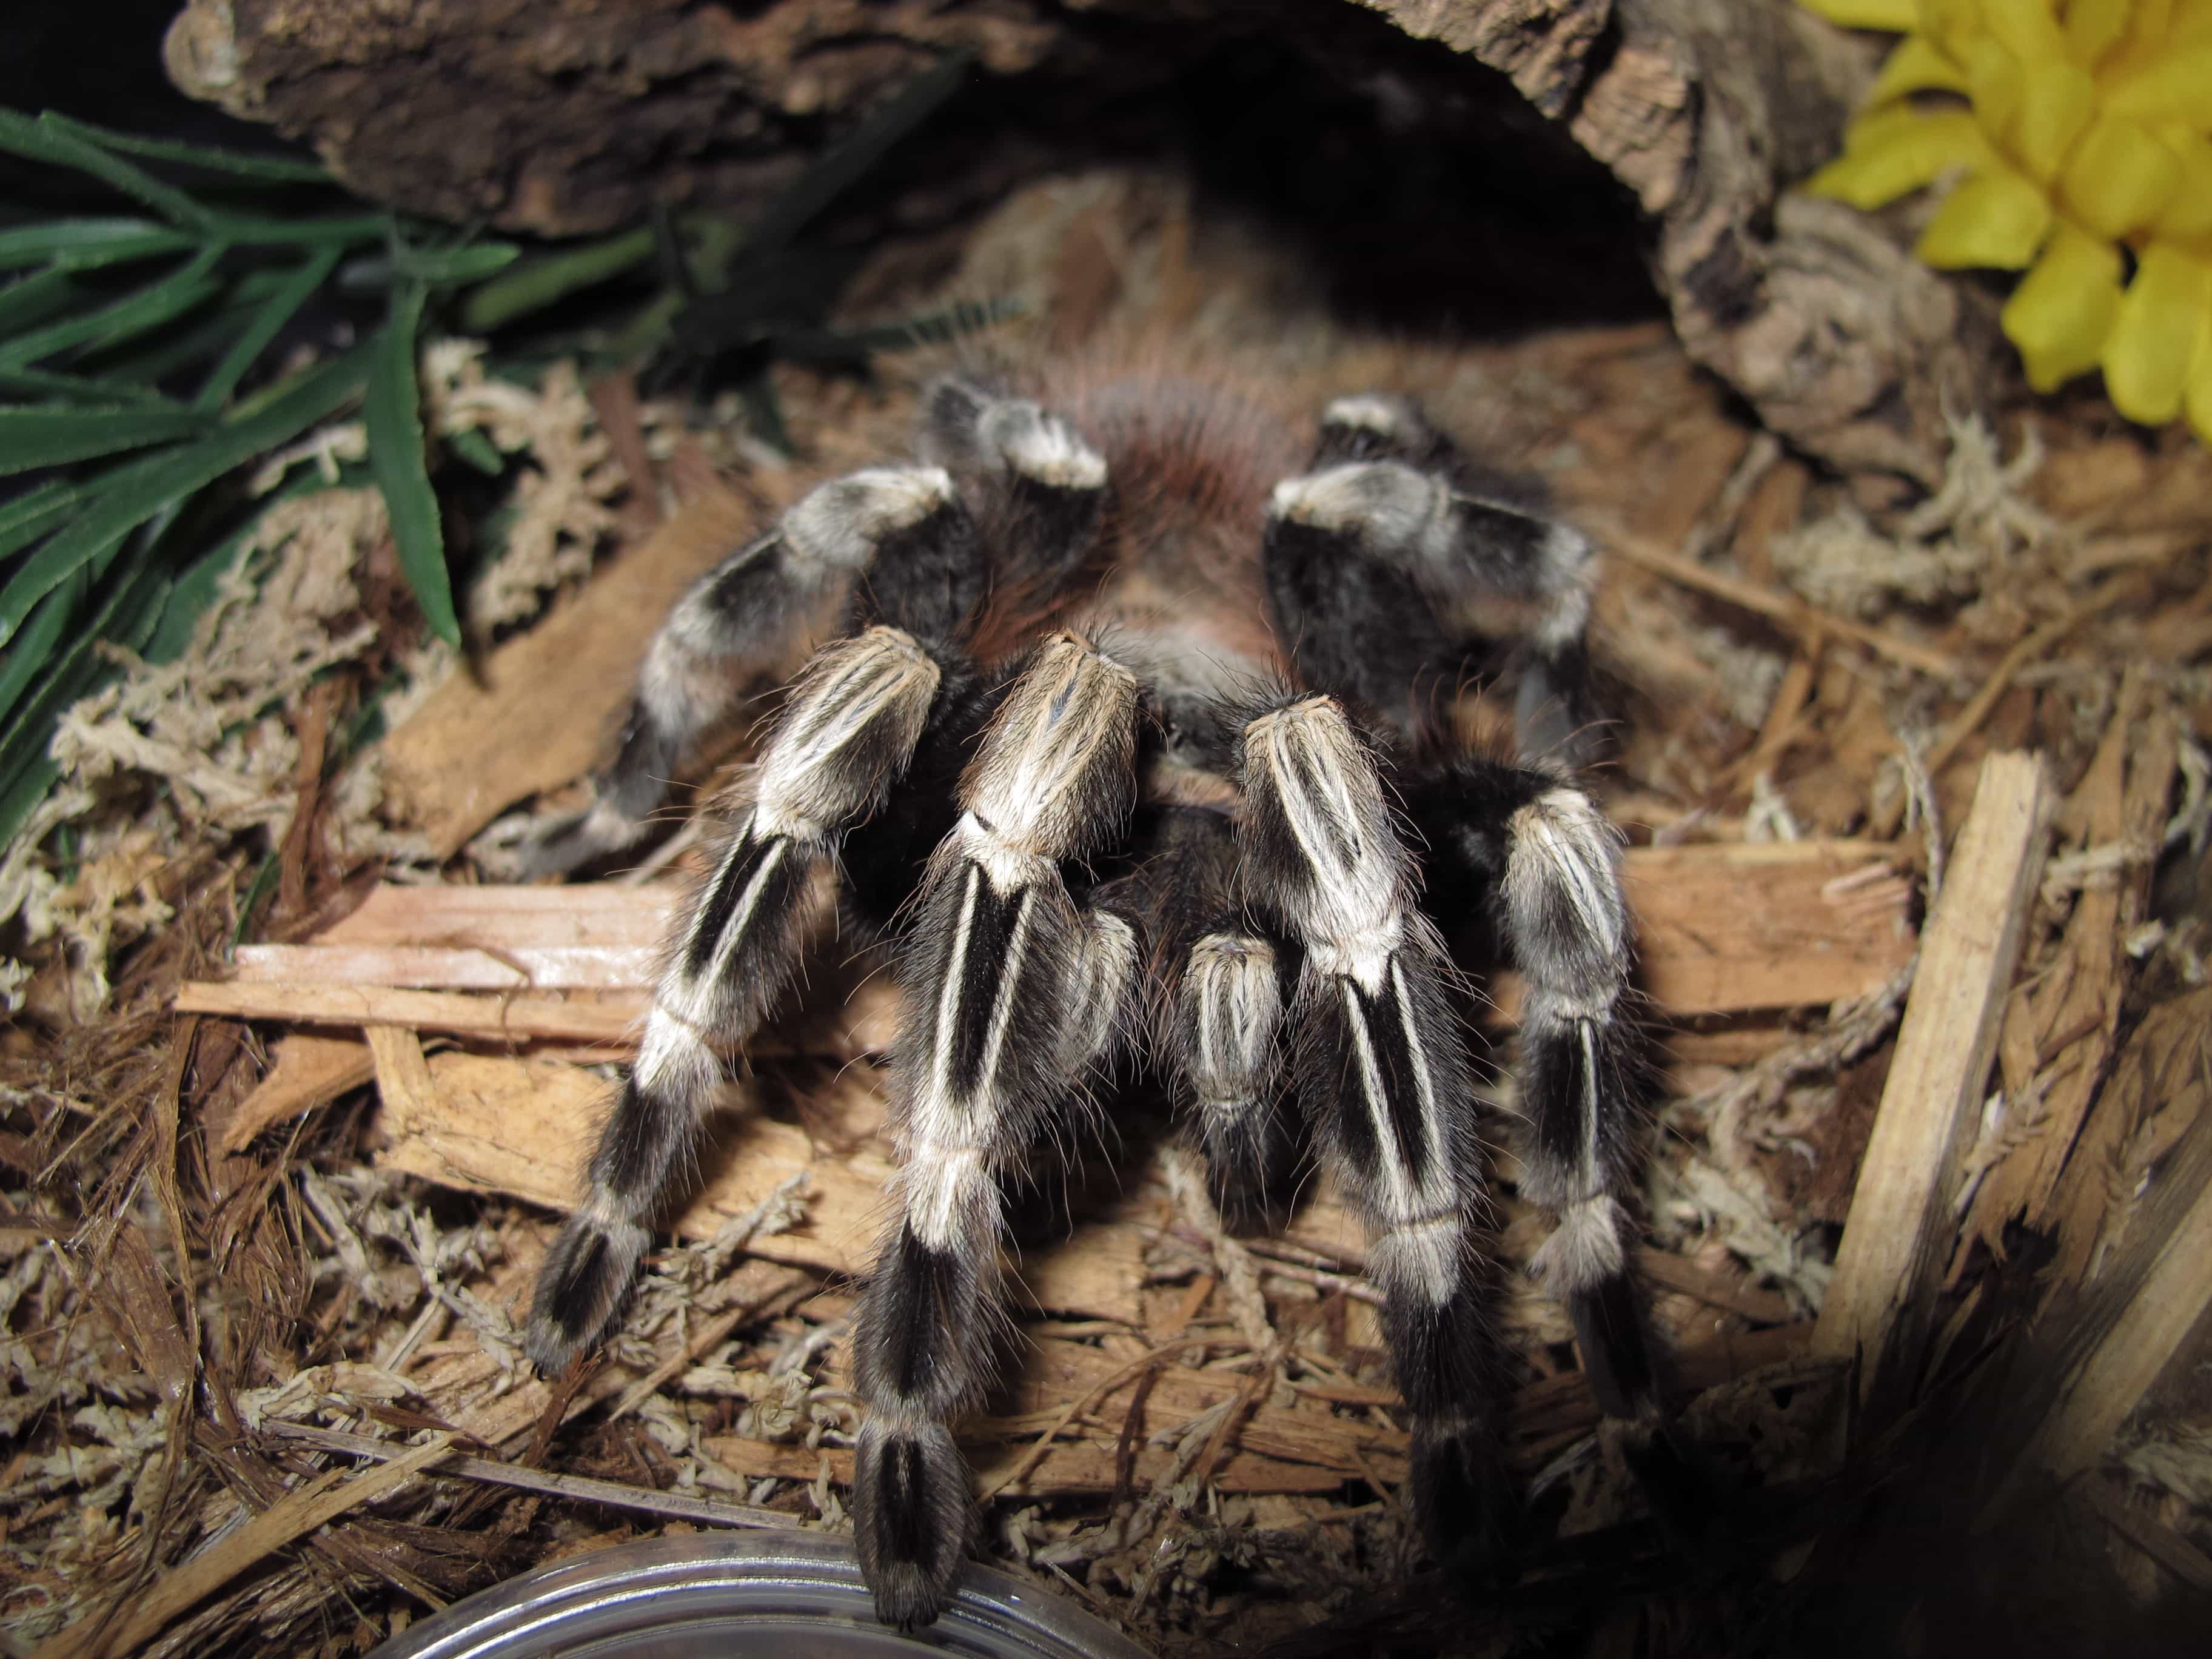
left=167, top=0, right=1996, bottom=484
left=220, top=1034, right=377, bottom=1154
left=1811, top=752, right=2053, bottom=1412
left=378, top=485, right=762, bottom=859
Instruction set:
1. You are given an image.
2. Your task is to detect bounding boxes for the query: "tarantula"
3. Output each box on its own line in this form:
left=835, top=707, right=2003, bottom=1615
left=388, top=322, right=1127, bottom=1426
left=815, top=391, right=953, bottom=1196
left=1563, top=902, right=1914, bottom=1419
left=521, top=366, right=1665, bottom=1629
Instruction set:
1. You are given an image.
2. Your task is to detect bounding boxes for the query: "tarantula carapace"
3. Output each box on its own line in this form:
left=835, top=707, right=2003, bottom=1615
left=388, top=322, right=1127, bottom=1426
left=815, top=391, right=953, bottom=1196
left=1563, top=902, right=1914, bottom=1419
left=522, top=365, right=1666, bottom=1629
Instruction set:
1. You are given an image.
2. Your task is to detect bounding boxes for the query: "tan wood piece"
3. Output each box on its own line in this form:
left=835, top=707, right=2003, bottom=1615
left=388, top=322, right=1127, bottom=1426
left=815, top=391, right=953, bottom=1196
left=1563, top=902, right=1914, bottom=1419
left=377, top=484, right=761, bottom=858
left=1811, top=752, right=2053, bottom=1408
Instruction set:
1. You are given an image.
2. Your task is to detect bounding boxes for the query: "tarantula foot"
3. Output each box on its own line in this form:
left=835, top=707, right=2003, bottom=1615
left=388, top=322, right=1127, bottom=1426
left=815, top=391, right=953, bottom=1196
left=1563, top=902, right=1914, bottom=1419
left=524, top=1210, right=650, bottom=1375
left=854, top=1419, right=974, bottom=1629
left=1410, top=1419, right=1524, bottom=1590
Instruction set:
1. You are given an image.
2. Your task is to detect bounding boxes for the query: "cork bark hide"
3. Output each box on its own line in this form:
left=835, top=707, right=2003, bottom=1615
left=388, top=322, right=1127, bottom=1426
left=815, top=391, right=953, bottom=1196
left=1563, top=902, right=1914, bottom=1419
left=166, top=0, right=2002, bottom=484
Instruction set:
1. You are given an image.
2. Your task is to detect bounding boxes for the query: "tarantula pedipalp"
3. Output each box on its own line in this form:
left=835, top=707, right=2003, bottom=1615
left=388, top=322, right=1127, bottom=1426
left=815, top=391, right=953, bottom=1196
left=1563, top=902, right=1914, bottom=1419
left=522, top=367, right=1664, bottom=1629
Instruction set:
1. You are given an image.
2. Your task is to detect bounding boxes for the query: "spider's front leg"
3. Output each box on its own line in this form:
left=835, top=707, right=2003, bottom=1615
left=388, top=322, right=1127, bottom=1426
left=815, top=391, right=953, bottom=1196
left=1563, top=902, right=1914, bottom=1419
left=1235, top=695, right=1521, bottom=1573
left=853, top=634, right=1142, bottom=1629
left=525, top=467, right=978, bottom=1373
left=529, top=466, right=966, bottom=874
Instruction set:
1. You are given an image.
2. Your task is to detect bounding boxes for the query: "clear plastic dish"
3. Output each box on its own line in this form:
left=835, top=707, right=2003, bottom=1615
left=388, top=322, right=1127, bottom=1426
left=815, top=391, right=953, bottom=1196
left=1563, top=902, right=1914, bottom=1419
left=365, top=1531, right=1152, bottom=1658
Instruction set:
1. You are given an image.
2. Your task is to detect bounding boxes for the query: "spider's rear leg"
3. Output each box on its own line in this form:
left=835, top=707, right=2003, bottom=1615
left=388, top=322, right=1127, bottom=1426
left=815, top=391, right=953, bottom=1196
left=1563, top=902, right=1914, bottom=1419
left=1235, top=694, right=1521, bottom=1574
left=853, top=634, right=1142, bottom=1629
left=1406, top=758, right=1668, bottom=1435
left=1266, top=397, right=1600, bottom=766
left=525, top=623, right=945, bottom=1373
left=529, top=466, right=971, bottom=874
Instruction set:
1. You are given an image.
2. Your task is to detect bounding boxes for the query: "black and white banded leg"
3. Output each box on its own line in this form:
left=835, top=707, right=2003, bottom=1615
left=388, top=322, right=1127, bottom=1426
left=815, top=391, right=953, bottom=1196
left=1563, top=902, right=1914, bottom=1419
left=1112, top=805, right=1298, bottom=1226
left=1407, top=757, right=1659, bottom=1429
left=920, top=378, right=1109, bottom=592
left=529, top=466, right=971, bottom=874
left=1266, top=394, right=1601, bottom=766
left=525, top=621, right=945, bottom=1373
left=854, top=634, right=1142, bottom=1629
left=1235, top=694, right=1520, bottom=1571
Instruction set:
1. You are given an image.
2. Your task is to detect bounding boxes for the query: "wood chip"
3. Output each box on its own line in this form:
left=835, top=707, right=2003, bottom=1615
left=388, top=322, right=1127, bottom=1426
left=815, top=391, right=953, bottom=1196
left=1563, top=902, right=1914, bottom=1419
left=1811, top=752, right=2053, bottom=1410
left=219, top=1033, right=376, bottom=1153
left=378, top=484, right=762, bottom=857
left=367, top=1048, right=1150, bottom=1323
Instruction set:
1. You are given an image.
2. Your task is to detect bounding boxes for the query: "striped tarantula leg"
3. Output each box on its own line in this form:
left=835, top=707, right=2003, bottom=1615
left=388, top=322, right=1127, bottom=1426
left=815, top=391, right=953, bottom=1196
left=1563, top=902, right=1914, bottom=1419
left=854, top=635, right=1141, bottom=1629
left=1406, top=756, right=1661, bottom=1421
left=525, top=626, right=943, bottom=1373
left=1265, top=409, right=1599, bottom=766
left=1110, top=806, right=1297, bottom=1224
left=1235, top=695, right=1520, bottom=1571
left=528, top=466, right=971, bottom=874
left=918, top=378, right=1107, bottom=591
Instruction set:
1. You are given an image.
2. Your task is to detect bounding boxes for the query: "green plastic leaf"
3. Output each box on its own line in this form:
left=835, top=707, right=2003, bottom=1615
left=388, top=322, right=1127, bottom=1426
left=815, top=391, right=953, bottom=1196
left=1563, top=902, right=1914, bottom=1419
left=0, top=754, right=62, bottom=854
left=458, top=226, right=655, bottom=332
left=0, top=109, right=215, bottom=232
left=0, top=479, right=78, bottom=560
left=35, top=112, right=329, bottom=184
left=0, top=341, right=372, bottom=647
left=0, top=266, right=78, bottom=334
left=0, top=404, right=212, bottom=474
left=737, top=52, right=973, bottom=261
left=445, top=427, right=505, bottom=475
left=196, top=244, right=342, bottom=412
left=364, top=283, right=458, bottom=646
left=0, top=568, right=91, bottom=734
left=0, top=556, right=171, bottom=848
left=0, top=244, right=226, bottom=370
left=0, top=218, right=195, bottom=272
left=0, top=364, right=193, bottom=407
left=386, top=240, right=523, bottom=286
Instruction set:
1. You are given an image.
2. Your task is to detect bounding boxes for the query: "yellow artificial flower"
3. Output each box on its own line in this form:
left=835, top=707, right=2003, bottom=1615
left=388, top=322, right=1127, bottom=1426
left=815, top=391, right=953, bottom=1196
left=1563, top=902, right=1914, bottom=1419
left=1799, top=0, right=2212, bottom=445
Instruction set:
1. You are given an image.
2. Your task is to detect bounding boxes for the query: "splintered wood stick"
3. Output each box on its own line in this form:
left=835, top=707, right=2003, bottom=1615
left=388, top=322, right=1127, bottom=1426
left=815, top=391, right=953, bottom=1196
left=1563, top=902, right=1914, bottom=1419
left=1811, top=752, right=2053, bottom=1409
left=263, top=1420, right=794, bottom=1531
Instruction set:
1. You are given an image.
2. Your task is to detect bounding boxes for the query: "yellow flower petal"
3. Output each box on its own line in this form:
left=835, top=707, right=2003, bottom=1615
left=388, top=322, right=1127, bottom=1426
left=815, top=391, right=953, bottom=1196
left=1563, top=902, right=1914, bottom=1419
left=2101, top=243, right=2212, bottom=423
left=2061, top=0, right=2134, bottom=67
left=2156, top=129, right=2212, bottom=239
left=2185, top=306, right=2212, bottom=444
left=2003, top=221, right=2126, bottom=389
left=1917, top=165, right=2056, bottom=264
left=1866, top=34, right=1974, bottom=104
left=1807, top=110, right=1997, bottom=206
left=1922, top=0, right=1989, bottom=59
left=2105, top=0, right=2182, bottom=79
left=2014, top=56, right=2100, bottom=179
left=2060, top=113, right=2185, bottom=234
left=1802, top=0, right=1923, bottom=24
left=2104, top=47, right=2212, bottom=130
left=1963, top=35, right=2028, bottom=146
left=1980, top=0, right=2071, bottom=59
